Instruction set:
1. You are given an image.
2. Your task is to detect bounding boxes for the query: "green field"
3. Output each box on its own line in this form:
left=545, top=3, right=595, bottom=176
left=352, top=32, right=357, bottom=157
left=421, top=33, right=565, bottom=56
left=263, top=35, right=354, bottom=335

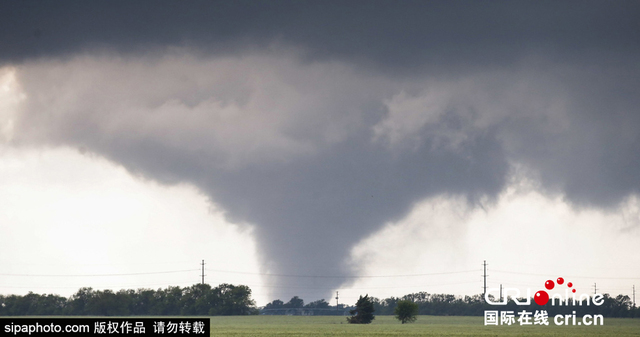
left=210, top=315, right=640, bottom=336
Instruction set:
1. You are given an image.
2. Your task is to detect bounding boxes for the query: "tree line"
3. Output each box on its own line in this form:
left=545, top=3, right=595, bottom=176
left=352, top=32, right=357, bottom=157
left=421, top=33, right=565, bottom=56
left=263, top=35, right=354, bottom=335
left=262, top=292, right=639, bottom=318
left=370, top=292, right=640, bottom=318
left=261, top=296, right=352, bottom=315
left=0, top=283, right=258, bottom=316
left=2, top=285, right=638, bottom=318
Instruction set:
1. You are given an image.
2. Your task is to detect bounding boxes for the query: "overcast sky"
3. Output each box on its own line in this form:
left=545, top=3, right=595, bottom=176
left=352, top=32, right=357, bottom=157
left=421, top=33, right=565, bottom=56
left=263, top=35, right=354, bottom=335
left=1, top=1, right=639, bottom=306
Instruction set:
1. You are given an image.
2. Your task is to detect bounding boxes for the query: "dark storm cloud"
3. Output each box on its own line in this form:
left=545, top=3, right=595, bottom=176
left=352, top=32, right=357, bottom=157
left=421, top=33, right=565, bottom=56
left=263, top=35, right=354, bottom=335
left=3, top=1, right=640, bottom=300
left=502, top=63, right=640, bottom=208
left=2, top=1, right=639, bottom=71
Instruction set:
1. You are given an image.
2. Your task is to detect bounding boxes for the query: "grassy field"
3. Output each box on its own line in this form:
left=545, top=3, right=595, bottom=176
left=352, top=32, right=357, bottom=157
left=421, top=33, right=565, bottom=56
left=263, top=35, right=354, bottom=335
left=210, top=315, right=640, bottom=336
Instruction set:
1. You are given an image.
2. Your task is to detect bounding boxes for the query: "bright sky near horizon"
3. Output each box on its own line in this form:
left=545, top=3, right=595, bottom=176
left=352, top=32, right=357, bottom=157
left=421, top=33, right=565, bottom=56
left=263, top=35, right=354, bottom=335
left=1, top=1, right=639, bottom=307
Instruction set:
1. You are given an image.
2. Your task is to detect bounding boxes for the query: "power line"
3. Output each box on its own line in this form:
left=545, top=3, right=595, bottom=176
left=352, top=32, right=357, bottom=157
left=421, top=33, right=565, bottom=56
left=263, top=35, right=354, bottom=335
left=494, top=262, right=640, bottom=272
left=482, top=260, right=487, bottom=297
left=201, top=260, right=205, bottom=285
left=0, top=260, right=194, bottom=267
left=205, top=268, right=477, bottom=279
left=0, top=269, right=199, bottom=277
left=0, top=281, right=196, bottom=290
left=492, top=269, right=640, bottom=280
left=486, top=281, right=637, bottom=295
left=207, top=280, right=480, bottom=291
left=1, top=280, right=477, bottom=292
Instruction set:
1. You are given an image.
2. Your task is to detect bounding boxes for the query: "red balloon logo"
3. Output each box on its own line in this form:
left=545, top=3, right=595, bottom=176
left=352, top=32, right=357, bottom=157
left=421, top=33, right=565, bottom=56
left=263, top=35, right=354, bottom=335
left=534, top=290, right=549, bottom=305
left=545, top=280, right=555, bottom=290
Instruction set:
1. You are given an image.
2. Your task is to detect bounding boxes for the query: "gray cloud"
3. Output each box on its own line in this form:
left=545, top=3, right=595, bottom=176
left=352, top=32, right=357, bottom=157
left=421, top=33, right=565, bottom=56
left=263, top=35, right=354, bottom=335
left=2, top=1, right=639, bottom=71
left=3, top=1, right=640, bottom=300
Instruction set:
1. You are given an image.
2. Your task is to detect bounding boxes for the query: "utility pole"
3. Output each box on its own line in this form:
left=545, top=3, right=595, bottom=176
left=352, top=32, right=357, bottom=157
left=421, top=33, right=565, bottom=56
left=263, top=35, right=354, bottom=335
left=335, top=291, right=339, bottom=311
left=500, top=284, right=503, bottom=302
left=593, top=283, right=598, bottom=295
left=201, top=260, right=205, bottom=285
left=483, top=260, right=488, bottom=297
left=633, top=285, right=636, bottom=308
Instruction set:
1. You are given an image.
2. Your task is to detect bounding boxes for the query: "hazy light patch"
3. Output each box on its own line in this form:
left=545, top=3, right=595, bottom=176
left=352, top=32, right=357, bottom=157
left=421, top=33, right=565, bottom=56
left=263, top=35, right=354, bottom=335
left=343, top=183, right=640, bottom=303
left=343, top=196, right=477, bottom=303
left=373, top=88, right=453, bottom=148
left=467, top=187, right=640, bottom=295
left=0, top=146, right=266, bottom=304
left=0, top=67, right=25, bottom=141
left=371, top=71, right=570, bottom=153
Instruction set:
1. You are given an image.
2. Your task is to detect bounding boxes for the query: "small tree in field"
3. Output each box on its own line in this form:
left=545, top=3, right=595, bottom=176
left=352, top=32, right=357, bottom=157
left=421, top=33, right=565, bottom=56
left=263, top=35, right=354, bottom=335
left=395, top=300, right=419, bottom=324
left=347, top=294, right=375, bottom=324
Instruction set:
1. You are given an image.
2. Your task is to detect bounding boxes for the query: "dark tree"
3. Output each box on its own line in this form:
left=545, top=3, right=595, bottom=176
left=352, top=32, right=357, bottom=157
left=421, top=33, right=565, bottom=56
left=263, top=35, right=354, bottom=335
left=305, top=299, right=330, bottom=308
left=213, top=283, right=257, bottom=315
left=395, top=300, right=419, bottom=324
left=347, top=295, right=375, bottom=324
left=285, top=296, right=304, bottom=308
left=264, top=299, right=284, bottom=309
